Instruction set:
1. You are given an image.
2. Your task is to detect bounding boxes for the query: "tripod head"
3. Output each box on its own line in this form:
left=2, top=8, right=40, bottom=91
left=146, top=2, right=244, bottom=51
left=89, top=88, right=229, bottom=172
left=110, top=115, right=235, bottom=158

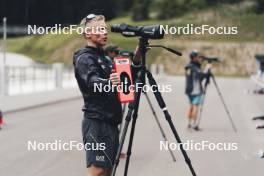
left=137, top=38, right=182, bottom=66
left=147, top=45, right=182, bottom=56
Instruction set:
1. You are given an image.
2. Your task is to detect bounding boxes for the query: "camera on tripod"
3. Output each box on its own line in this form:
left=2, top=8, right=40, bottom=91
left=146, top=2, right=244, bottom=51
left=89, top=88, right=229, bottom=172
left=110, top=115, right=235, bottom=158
left=201, top=56, right=221, bottom=63
left=111, top=23, right=165, bottom=39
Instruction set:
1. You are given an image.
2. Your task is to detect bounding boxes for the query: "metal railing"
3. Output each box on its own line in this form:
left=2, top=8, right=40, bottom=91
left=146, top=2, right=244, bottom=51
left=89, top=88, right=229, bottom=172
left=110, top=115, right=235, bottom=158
left=62, top=67, right=77, bottom=88
left=4, top=63, right=77, bottom=96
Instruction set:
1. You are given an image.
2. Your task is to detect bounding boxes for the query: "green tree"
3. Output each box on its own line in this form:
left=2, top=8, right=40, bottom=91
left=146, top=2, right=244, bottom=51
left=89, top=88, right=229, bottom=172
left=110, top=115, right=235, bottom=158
left=255, top=0, right=264, bottom=14
left=185, top=0, right=206, bottom=9
left=158, top=0, right=185, bottom=20
left=221, top=0, right=241, bottom=4
left=121, top=0, right=134, bottom=11
left=0, top=0, right=119, bottom=25
left=205, top=0, right=242, bottom=6
left=205, top=0, right=219, bottom=6
left=132, top=0, right=151, bottom=21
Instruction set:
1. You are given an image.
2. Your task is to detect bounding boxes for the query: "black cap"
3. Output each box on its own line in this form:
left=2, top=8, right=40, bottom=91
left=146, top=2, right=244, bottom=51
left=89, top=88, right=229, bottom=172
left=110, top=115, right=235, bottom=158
left=104, top=45, right=119, bottom=54
left=190, top=50, right=200, bottom=59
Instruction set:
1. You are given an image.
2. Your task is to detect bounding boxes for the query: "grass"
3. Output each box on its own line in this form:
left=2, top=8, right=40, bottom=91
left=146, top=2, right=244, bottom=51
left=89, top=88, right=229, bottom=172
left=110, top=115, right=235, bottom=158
left=2, top=5, right=264, bottom=76
left=6, top=33, right=77, bottom=64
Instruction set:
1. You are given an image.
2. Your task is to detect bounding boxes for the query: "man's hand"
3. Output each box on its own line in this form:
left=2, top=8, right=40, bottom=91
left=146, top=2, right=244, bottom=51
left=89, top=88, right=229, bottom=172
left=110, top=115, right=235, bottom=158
left=110, top=73, right=120, bottom=85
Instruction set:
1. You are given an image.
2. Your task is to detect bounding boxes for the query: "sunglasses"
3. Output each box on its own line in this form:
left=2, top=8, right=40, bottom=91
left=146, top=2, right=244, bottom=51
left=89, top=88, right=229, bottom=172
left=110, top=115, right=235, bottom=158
left=85, top=14, right=98, bottom=25
left=84, top=14, right=107, bottom=34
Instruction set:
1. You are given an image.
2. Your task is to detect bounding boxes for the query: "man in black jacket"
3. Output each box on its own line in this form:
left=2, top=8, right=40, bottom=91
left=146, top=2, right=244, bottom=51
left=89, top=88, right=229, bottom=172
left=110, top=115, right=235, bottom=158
left=185, top=50, right=211, bottom=131
left=73, top=14, right=141, bottom=176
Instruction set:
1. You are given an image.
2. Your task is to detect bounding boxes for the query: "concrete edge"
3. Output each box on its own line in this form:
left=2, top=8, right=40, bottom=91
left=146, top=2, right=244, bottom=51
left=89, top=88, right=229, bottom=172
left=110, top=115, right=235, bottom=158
left=3, top=95, right=82, bottom=115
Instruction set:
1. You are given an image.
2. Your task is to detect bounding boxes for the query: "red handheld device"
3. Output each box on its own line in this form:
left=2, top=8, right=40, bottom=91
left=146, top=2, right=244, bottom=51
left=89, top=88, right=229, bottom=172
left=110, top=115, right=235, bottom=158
left=0, top=110, right=3, bottom=125
left=113, top=56, right=135, bottom=103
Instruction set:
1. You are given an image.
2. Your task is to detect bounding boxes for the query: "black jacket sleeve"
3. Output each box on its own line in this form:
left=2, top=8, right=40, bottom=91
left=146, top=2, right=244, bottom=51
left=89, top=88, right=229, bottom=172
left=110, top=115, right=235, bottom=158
left=75, top=55, right=111, bottom=91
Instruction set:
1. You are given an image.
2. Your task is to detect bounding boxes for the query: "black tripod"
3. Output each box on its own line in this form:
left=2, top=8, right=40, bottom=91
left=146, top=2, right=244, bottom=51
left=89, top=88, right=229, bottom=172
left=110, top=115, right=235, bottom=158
left=120, top=92, right=177, bottom=162
left=195, top=72, right=237, bottom=132
left=143, top=92, right=177, bottom=162
left=194, top=73, right=210, bottom=130
left=111, top=38, right=197, bottom=176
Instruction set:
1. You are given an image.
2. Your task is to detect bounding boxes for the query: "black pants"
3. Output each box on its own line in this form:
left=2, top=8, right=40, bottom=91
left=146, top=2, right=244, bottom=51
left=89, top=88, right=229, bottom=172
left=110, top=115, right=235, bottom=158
left=82, top=118, right=119, bottom=168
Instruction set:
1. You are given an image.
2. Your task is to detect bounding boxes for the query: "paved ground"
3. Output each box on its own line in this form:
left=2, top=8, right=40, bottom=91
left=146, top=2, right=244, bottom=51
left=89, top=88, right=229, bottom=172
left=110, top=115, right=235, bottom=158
left=0, top=76, right=263, bottom=176
left=0, top=88, right=81, bottom=113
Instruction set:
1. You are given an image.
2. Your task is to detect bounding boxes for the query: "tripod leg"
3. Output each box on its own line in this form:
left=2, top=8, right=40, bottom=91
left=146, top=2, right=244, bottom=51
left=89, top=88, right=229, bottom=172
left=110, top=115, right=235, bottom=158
left=119, top=103, right=127, bottom=140
left=123, top=68, right=149, bottom=176
left=124, top=105, right=140, bottom=176
left=195, top=86, right=208, bottom=128
left=144, top=92, right=177, bottom=162
left=111, top=70, right=144, bottom=176
left=211, top=75, right=237, bottom=132
left=122, top=103, right=127, bottom=116
left=146, top=70, right=197, bottom=176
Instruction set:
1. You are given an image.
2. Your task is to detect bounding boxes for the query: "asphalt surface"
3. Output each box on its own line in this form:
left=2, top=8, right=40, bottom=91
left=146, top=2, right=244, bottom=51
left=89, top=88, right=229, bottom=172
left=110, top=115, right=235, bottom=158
left=0, top=76, right=263, bottom=176
left=0, top=88, right=81, bottom=113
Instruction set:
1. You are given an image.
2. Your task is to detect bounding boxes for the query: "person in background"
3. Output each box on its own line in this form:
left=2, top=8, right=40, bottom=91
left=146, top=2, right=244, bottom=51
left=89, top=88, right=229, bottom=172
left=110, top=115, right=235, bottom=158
left=185, top=50, right=212, bottom=131
left=104, top=45, right=120, bottom=61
